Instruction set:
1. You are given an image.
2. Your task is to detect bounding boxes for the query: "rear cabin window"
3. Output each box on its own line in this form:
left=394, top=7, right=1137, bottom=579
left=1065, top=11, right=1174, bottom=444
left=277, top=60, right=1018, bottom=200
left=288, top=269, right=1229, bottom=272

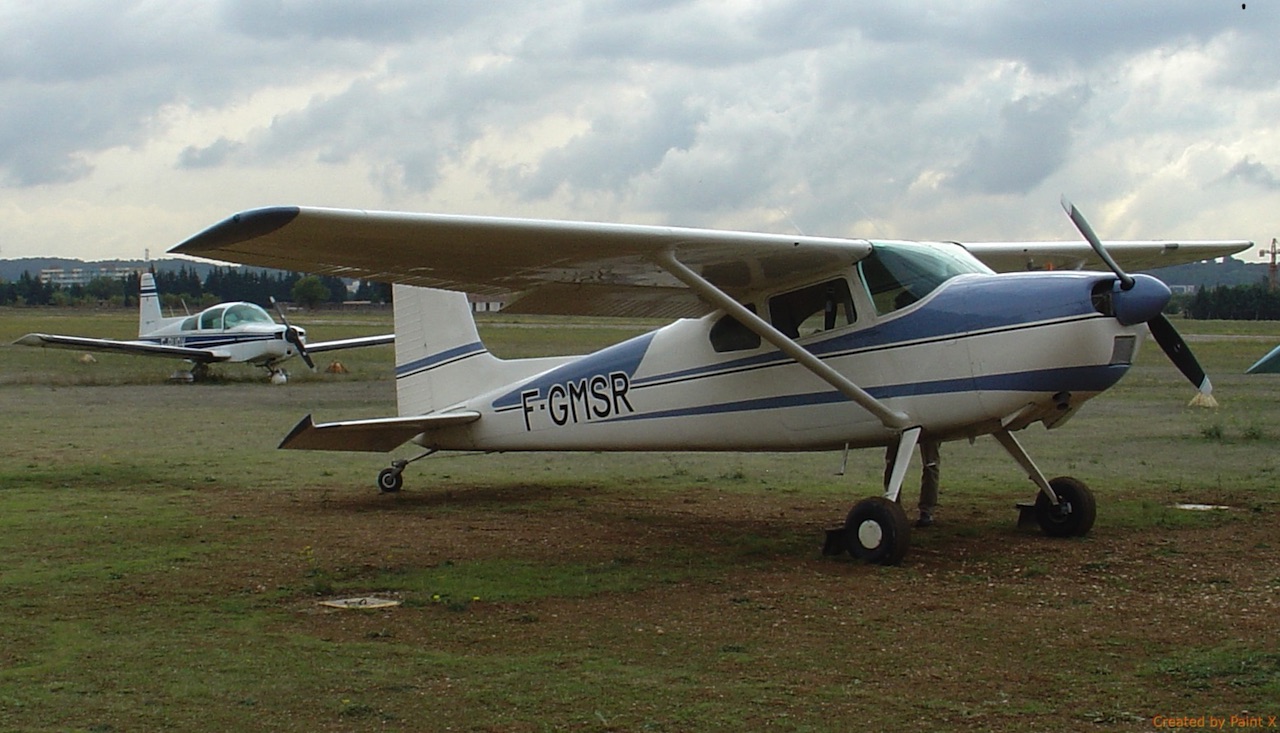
left=768, top=278, right=856, bottom=339
left=710, top=304, right=761, bottom=353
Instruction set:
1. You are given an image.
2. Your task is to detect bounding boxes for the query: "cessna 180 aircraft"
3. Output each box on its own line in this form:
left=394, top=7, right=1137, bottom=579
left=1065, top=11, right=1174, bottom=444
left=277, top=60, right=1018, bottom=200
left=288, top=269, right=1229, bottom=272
left=15, top=273, right=393, bottom=383
left=170, top=200, right=1249, bottom=564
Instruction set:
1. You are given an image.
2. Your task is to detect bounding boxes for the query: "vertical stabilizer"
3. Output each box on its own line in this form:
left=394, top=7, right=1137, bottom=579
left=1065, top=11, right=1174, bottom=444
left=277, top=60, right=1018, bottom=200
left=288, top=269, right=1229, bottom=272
left=393, top=286, right=503, bottom=416
left=393, top=285, right=577, bottom=417
left=138, top=273, right=163, bottom=336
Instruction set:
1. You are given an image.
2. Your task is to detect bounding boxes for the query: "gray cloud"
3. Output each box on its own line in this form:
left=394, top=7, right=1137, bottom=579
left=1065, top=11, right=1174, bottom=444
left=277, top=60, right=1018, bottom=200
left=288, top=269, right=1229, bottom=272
left=1220, top=156, right=1280, bottom=190
left=502, top=92, right=705, bottom=200
left=178, top=138, right=245, bottom=169
left=0, top=0, right=1276, bottom=259
left=945, top=86, right=1091, bottom=196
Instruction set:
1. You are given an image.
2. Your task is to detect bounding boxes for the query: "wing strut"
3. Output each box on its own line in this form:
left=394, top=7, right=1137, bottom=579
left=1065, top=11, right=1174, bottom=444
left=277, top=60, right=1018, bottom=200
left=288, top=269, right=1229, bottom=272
left=883, top=426, right=921, bottom=502
left=992, top=429, right=1058, bottom=504
left=655, top=250, right=910, bottom=431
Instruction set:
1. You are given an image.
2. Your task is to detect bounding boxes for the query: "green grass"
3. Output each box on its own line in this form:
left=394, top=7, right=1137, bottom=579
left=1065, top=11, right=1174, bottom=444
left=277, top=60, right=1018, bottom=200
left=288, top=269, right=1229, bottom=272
left=1, top=309, right=1278, bottom=730
left=1149, top=646, right=1280, bottom=694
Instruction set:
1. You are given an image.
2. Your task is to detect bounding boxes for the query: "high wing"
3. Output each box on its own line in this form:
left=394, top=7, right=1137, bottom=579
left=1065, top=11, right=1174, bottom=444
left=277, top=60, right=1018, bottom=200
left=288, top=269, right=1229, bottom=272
left=278, top=411, right=481, bottom=452
left=170, top=207, right=871, bottom=318
left=13, top=333, right=232, bottom=362
left=305, top=333, right=395, bottom=354
left=962, top=240, right=1251, bottom=273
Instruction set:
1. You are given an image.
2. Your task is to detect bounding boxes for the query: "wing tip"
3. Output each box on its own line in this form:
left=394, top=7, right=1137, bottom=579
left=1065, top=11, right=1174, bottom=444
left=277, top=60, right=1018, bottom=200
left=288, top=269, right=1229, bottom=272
left=171, top=206, right=301, bottom=255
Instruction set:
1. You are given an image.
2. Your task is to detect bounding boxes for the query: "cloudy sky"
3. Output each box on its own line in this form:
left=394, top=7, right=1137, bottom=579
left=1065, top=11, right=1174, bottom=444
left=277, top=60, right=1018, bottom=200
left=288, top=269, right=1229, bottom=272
left=1, top=1, right=1275, bottom=263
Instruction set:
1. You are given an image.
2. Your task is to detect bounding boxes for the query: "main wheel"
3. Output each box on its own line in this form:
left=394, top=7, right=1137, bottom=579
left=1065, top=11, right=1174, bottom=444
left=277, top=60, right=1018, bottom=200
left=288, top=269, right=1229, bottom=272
left=844, top=496, right=911, bottom=565
left=1034, top=476, right=1096, bottom=537
left=377, top=468, right=404, bottom=493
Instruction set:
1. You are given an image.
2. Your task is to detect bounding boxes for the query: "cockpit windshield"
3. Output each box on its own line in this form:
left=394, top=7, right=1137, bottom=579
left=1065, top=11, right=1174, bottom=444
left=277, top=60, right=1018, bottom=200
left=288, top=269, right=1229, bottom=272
left=858, top=241, right=992, bottom=315
left=222, top=303, right=275, bottom=328
left=199, top=303, right=275, bottom=330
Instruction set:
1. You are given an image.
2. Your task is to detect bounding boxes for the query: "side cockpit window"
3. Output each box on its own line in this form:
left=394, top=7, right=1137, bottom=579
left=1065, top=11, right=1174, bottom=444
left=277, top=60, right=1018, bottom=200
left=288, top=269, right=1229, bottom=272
left=199, top=307, right=224, bottom=330
left=768, top=278, right=856, bottom=339
left=710, top=304, right=761, bottom=353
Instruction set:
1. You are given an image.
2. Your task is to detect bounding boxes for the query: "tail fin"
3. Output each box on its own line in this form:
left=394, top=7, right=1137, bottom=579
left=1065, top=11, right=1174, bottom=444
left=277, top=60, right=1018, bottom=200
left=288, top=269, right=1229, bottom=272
left=138, top=273, right=163, bottom=336
left=393, top=285, right=561, bottom=416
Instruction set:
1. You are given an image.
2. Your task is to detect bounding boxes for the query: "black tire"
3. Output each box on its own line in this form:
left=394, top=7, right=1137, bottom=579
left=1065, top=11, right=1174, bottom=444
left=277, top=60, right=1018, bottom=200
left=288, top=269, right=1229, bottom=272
left=1035, top=476, right=1096, bottom=538
left=377, top=468, right=404, bottom=493
left=844, top=496, right=911, bottom=565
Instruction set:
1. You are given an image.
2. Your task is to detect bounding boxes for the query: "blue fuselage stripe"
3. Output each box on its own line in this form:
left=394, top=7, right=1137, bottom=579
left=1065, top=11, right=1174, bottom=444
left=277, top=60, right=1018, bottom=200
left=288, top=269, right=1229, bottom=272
left=603, top=364, right=1128, bottom=424
left=141, top=333, right=278, bottom=348
left=396, top=342, right=487, bottom=379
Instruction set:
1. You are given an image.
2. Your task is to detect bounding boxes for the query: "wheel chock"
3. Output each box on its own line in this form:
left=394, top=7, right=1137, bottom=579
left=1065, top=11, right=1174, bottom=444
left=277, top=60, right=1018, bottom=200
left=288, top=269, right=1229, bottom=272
left=1015, top=501, right=1038, bottom=529
left=821, top=526, right=848, bottom=556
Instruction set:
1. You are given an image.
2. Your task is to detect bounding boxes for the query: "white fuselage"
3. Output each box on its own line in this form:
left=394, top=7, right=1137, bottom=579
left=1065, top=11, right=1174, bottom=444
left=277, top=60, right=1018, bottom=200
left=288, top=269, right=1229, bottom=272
left=408, top=270, right=1144, bottom=453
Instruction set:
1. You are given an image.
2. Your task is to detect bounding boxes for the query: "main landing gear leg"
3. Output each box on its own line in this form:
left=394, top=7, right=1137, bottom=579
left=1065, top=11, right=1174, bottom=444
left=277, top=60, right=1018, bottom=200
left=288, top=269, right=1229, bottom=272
left=823, top=427, right=919, bottom=565
left=993, top=429, right=1096, bottom=538
left=376, top=449, right=438, bottom=493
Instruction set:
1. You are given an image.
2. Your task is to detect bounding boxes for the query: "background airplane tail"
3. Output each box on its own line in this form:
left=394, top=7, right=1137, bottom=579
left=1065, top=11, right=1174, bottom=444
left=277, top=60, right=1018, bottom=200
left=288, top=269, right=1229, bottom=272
left=138, top=273, right=163, bottom=336
left=393, top=285, right=567, bottom=416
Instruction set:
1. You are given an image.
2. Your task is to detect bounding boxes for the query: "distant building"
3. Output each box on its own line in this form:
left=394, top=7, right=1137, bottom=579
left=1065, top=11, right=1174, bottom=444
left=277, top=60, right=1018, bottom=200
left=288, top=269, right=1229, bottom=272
left=468, top=293, right=506, bottom=312
left=39, top=265, right=142, bottom=286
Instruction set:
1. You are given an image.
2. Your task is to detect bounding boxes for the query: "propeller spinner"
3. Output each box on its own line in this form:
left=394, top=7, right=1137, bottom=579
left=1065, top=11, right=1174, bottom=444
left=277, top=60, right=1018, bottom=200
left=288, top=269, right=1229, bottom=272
left=270, top=296, right=315, bottom=370
left=1060, top=198, right=1216, bottom=408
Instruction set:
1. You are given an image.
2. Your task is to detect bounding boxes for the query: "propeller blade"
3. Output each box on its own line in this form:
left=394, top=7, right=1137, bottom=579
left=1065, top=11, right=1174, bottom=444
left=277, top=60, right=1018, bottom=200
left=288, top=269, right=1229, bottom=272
left=1060, top=196, right=1136, bottom=290
left=270, top=297, right=316, bottom=370
left=286, top=326, right=315, bottom=369
left=1061, top=197, right=1215, bottom=407
left=1148, top=314, right=1217, bottom=408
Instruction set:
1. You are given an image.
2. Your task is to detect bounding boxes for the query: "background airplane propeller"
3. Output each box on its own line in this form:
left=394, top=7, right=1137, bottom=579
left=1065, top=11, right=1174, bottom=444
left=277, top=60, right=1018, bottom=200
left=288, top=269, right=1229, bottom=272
left=1060, top=197, right=1216, bottom=408
left=270, top=296, right=315, bottom=370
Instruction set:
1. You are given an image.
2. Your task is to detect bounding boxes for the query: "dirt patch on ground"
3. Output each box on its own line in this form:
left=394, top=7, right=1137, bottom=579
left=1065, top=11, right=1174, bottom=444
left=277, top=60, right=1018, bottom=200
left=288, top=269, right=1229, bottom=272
left=186, top=479, right=1279, bottom=731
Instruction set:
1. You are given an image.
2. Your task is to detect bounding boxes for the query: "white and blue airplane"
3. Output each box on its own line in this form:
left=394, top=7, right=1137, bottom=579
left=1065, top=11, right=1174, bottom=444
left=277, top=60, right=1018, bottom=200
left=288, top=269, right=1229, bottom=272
left=170, top=200, right=1249, bottom=563
left=15, top=273, right=393, bottom=383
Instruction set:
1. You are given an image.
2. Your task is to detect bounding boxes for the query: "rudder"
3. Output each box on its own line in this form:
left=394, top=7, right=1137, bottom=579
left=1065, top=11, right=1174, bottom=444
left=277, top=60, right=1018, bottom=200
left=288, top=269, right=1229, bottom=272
left=138, top=273, right=163, bottom=336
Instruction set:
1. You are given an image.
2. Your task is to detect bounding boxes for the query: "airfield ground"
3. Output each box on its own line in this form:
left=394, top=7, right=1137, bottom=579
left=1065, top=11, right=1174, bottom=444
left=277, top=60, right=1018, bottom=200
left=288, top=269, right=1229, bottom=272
left=0, top=309, right=1277, bottom=731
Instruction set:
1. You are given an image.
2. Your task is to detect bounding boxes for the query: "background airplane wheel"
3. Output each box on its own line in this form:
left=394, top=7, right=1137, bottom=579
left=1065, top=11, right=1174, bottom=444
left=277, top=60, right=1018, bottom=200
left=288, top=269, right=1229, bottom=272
left=1035, top=476, right=1096, bottom=537
left=844, top=496, right=910, bottom=565
left=377, top=468, right=403, bottom=493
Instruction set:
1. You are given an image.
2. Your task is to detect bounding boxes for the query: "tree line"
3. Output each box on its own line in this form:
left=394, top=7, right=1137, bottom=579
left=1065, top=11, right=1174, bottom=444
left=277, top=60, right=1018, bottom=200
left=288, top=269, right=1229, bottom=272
left=1173, top=281, right=1280, bottom=320
left=9, top=267, right=1279, bottom=320
left=0, top=266, right=391, bottom=309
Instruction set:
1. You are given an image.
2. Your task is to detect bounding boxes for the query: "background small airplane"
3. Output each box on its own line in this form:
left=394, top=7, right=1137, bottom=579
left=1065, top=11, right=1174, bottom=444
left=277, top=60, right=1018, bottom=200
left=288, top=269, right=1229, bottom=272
left=14, top=273, right=393, bottom=383
left=170, top=201, right=1249, bottom=564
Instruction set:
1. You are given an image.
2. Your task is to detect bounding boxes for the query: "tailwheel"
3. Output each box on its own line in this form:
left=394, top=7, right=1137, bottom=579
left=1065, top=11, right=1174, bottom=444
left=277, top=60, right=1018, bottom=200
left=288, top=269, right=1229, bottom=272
left=844, top=496, right=911, bottom=565
left=1035, top=476, right=1096, bottom=538
left=375, top=451, right=436, bottom=494
left=377, top=467, right=404, bottom=493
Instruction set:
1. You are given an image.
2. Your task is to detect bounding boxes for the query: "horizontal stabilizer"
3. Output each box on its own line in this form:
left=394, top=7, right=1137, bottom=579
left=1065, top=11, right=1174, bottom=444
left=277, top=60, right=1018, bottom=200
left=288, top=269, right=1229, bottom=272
left=1247, top=345, right=1280, bottom=374
left=305, top=333, right=395, bottom=353
left=278, top=411, right=481, bottom=452
left=13, top=333, right=229, bottom=362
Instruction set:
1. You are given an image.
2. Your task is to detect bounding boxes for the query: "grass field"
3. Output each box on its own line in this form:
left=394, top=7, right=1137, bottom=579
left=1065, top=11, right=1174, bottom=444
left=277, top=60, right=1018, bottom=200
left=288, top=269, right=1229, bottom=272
left=1, top=307, right=1278, bottom=731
